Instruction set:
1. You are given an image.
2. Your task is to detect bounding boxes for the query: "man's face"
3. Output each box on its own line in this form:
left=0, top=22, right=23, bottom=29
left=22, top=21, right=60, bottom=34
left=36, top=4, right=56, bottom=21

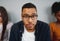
left=22, top=8, right=38, bottom=31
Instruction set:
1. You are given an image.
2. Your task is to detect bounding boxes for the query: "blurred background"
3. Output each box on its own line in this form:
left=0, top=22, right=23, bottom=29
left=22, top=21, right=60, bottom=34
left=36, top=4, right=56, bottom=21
left=0, top=0, right=60, bottom=23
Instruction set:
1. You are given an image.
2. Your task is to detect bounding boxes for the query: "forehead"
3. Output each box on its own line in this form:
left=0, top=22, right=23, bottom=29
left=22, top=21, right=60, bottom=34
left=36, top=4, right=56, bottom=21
left=22, top=8, right=37, bottom=15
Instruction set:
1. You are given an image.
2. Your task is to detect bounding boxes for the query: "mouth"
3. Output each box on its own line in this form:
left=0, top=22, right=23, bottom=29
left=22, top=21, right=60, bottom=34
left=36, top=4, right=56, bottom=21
left=25, top=23, right=35, bottom=31
left=26, top=24, right=34, bottom=28
left=27, top=24, right=33, bottom=27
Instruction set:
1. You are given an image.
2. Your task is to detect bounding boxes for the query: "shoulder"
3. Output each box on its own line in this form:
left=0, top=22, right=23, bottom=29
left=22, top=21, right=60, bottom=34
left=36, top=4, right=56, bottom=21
left=13, top=21, right=23, bottom=27
left=49, top=22, right=55, bottom=31
left=7, top=21, right=13, bottom=26
left=37, top=20, right=49, bottom=26
left=49, top=22, right=55, bottom=28
left=49, top=22, right=55, bottom=26
left=11, top=21, right=23, bottom=30
left=6, top=21, right=13, bottom=30
left=37, top=20, right=50, bottom=34
left=37, top=20, right=50, bottom=30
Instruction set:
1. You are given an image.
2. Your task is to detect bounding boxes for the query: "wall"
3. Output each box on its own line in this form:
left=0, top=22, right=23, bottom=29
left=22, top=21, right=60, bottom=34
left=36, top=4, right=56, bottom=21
left=0, top=0, right=60, bottom=23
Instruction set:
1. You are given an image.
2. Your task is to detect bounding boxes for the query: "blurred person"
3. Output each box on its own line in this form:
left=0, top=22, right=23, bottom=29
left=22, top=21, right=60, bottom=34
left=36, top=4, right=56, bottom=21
left=50, top=2, right=60, bottom=41
left=0, top=6, right=13, bottom=41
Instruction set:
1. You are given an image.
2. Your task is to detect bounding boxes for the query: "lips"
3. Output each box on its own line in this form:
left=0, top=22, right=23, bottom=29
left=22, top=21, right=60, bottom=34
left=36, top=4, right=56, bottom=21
left=26, top=24, right=33, bottom=27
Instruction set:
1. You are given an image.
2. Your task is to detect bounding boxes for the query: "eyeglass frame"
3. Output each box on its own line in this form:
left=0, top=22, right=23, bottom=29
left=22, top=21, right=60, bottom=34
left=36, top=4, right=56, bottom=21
left=22, top=14, right=38, bottom=20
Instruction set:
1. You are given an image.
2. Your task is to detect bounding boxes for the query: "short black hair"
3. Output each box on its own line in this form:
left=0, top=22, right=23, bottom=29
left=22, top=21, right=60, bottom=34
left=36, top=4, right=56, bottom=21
left=51, top=2, right=60, bottom=14
left=22, top=3, right=37, bottom=12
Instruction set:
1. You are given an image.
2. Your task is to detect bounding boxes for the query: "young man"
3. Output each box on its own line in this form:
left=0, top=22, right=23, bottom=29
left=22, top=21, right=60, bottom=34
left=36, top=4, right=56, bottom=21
left=9, top=3, right=51, bottom=41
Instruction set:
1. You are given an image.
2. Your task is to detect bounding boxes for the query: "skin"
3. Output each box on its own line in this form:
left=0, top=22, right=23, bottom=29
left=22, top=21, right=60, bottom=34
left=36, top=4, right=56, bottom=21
left=55, top=11, right=60, bottom=27
left=55, top=11, right=60, bottom=22
left=22, top=8, right=37, bottom=32
left=50, top=11, right=60, bottom=41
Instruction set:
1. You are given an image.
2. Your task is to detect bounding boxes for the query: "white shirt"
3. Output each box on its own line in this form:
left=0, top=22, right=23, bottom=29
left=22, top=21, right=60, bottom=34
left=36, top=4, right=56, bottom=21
left=22, top=27, right=35, bottom=41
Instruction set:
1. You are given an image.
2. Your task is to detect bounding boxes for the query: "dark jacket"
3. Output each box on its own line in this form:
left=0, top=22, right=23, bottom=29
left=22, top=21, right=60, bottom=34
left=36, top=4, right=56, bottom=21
left=9, top=20, right=51, bottom=41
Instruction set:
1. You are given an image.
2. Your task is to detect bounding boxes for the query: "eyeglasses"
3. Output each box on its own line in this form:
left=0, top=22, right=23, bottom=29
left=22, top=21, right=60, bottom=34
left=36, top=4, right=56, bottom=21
left=22, top=14, right=38, bottom=20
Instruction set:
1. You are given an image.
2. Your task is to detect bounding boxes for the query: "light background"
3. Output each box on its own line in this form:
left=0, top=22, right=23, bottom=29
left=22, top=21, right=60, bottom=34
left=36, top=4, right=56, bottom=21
left=0, top=0, right=60, bottom=23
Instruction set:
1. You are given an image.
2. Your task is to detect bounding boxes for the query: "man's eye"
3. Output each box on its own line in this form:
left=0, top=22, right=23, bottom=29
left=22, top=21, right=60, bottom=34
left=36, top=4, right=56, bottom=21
left=22, top=16, right=28, bottom=17
left=32, top=15, right=38, bottom=17
left=22, top=14, right=38, bottom=18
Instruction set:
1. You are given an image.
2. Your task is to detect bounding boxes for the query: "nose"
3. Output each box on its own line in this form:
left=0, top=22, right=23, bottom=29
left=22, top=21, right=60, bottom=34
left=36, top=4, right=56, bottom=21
left=28, top=18, right=32, bottom=22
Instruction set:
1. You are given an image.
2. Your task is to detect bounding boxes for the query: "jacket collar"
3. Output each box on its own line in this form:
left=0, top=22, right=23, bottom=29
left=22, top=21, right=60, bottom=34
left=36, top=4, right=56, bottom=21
left=19, top=21, right=39, bottom=34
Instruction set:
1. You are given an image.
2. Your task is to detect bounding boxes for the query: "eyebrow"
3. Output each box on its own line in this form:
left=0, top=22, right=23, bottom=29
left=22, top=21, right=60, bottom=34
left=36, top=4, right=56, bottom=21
left=22, top=14, right=37, bottom=16
left=22, top=14, right=29, bottom=16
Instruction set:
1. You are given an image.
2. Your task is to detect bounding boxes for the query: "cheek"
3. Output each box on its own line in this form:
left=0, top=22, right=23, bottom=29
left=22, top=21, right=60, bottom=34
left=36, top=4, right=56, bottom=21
left=56, top=16, right=60, bottom=20
left=55, top=14, right=60, bottom=20
left=32, top=19, right=37, bottom=24
left=22, top=18, right=28, bottom=24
